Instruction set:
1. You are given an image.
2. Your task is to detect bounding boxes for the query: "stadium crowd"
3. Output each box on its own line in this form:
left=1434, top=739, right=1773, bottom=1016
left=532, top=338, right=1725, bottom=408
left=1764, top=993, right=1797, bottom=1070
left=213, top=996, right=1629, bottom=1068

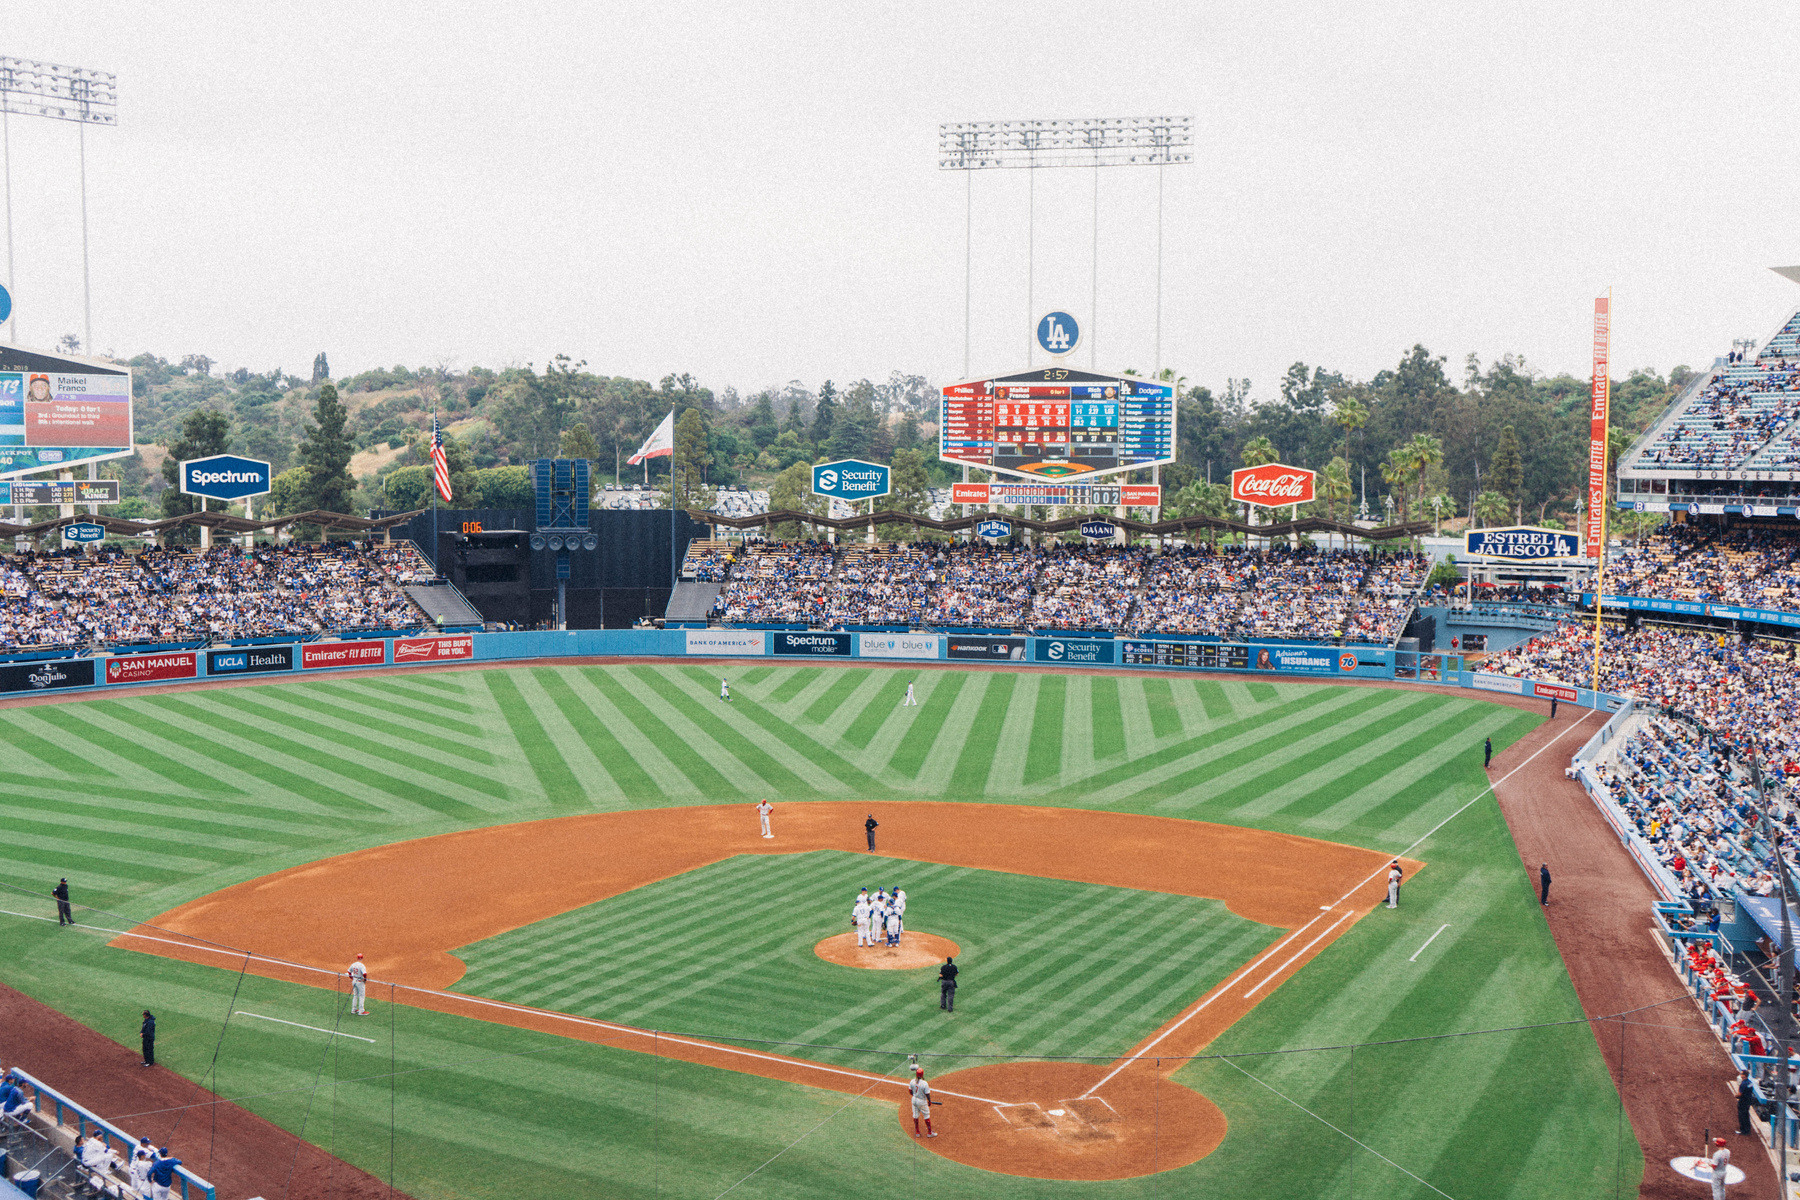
left=0, top=542, right=430, bottom=650
left=1604, top=523, right=1800, bottom=609
left=702, top=539, right=1428, bottom=642
left=1486, top=620, right=1800, bottom=906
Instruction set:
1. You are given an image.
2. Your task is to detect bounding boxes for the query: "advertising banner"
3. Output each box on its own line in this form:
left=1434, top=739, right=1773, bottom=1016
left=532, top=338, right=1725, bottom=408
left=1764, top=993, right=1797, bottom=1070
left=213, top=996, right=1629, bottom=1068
left=685, top=630, right=766, bottom=656
left=0, top=658, right=96, bottom=694
left=855, top=633, right=941, bottom=660
left=104, top=652, right=197, bottom=685
left=393, top=635, right=475, bottom=664
left=181, top=454, right=273, bottom=500
left=774, top=632, right=851, bottom=656
left=1231, top=463, right=1316, bottom=507
left=975, top=519, right=1012, bottom=539
left=812, top=460, right=891, bottom=501
left=1470, top=672, right=1525, bottom=695
left=62, top=522, right=105, bottom=544
left=950, top=482, right=990, bottom=504
left=1032, top=637, right=1116, bottom=665
left=946, top=636, right=1027, bottom=661
left=1464, top=526, right=1581, bottom=560
left=301, top=640, right=387, bottom=670
left=1587, top=297, right=1610, bottom=560
left=207, top=646, right=296, bottom=675
left=1079, top=520, right=1117, bottom=540
left=1246, top=645, right=1339, bottom=674
left=1119, top=485, right=1162, bottom=506
left=0, top=480, right=119, bottom=505
left=1532, top=680, right=1578, bottom=702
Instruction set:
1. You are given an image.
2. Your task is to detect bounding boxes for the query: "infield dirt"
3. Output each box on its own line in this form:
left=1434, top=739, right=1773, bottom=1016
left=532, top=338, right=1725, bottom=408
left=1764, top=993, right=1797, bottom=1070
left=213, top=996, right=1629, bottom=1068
left=118, top=801, right=1413, bottom=1180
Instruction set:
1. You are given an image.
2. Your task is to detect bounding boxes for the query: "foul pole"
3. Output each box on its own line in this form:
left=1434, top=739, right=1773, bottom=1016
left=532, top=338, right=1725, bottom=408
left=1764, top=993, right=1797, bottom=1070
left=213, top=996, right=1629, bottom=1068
left=1589, top=293, right=1611, bottom=696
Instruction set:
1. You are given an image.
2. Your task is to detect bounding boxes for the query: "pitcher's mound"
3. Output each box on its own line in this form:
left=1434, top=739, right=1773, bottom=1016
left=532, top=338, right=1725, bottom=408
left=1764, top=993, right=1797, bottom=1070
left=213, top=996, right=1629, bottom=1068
left=814, top=932, right=959, bottom=969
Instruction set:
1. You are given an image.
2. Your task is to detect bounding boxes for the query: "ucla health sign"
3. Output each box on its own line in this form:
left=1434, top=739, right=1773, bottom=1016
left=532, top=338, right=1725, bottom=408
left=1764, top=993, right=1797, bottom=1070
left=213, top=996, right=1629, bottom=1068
left=812, top=459, right=890, bottom=502
left=181, top=454, right=272, bottom=501
left=1464, top=526, right=1581, bottom=560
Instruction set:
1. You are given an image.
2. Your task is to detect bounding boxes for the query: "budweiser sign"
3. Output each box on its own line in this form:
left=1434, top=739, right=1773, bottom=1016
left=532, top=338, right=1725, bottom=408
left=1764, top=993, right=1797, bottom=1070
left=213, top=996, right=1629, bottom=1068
left=394, top=635, right=475, bottom=663
left=1231, top=463, right=1316, bottom=507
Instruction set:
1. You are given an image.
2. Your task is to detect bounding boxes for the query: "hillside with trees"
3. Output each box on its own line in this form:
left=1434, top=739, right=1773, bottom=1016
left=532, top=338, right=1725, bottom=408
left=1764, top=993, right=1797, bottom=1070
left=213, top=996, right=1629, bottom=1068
left=17, top=343, right=1680, bottom=537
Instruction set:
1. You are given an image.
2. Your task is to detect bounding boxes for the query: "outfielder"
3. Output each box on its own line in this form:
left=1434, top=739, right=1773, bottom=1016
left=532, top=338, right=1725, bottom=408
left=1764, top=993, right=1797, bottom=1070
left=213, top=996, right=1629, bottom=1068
left=349, top=953, right=369, bottom=1016
left=909, top=1067, right=938, bottom=1137
left=902, top=682, right=917, bottom=706
left=720, top=677, right=732, bottom=702
left=756, top=799, right=774, bottom=838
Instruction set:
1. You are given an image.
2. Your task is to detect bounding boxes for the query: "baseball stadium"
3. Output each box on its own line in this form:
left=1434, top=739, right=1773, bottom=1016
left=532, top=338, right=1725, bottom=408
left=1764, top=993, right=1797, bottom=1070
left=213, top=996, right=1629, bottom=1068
left=3, top=25, right=1799, bottom=1200
left=6, top=297, right=1800, bottom=1200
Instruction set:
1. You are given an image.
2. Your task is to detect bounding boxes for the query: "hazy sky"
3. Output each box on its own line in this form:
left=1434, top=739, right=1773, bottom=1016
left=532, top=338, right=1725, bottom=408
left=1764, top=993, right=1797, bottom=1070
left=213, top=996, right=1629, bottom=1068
left=6, top=2, right=1800, bottom=404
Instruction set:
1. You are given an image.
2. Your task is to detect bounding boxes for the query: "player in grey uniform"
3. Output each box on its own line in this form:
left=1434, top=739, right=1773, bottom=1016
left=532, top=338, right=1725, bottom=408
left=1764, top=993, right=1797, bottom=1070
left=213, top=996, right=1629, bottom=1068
left=909, top=1067, right=937, bottom=1136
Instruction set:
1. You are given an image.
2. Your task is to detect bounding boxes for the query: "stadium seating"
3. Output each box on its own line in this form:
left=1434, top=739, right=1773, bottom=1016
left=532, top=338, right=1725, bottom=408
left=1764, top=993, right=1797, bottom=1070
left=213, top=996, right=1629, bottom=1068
left=1631, top=312, right=1800, bottom=471
left=706, top=540, right=1427, bottom=643
left=1601, top=523, right=1800, bottom=608
left=0, top=543, right=431, bottom=652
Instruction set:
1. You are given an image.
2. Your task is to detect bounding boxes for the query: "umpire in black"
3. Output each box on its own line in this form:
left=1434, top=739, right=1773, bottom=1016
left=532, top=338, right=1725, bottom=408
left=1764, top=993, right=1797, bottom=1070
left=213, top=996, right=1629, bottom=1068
left=140, top=1010, right=156, bottom=1068
left=53, top=878, right=72, bottom=926
left=938, top=956, right=958, bottom=1012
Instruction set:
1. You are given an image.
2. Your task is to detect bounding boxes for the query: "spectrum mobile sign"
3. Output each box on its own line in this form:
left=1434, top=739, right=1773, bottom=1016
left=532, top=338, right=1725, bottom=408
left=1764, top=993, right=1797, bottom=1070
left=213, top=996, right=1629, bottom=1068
left=180, top=454, right=272, bottom=501
left=1231, top=463, right=1315, bottom=507
left=1464, top=526, right=1582, bottom=560
left=811, top=459, right=890, bottom=501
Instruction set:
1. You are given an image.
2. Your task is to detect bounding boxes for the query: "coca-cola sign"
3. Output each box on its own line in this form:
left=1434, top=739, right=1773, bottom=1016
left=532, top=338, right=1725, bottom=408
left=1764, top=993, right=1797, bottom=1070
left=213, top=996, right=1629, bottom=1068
left=1231, top=463, right=1316, bottom=507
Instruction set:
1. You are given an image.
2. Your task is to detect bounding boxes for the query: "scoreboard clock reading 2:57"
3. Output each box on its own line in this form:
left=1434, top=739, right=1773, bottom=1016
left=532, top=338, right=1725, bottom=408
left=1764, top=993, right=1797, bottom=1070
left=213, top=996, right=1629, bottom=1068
left=940, top=368, right=1175, bottom=480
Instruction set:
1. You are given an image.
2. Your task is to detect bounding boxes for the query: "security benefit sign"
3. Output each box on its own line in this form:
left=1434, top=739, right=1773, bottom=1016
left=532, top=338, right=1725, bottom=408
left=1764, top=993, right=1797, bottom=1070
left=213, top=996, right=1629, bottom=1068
left=812, top=460, right=890, bottom=502
left=1032, top=637, right=1117, bottom=666
left=1464, top=526, right=1581, bottom=560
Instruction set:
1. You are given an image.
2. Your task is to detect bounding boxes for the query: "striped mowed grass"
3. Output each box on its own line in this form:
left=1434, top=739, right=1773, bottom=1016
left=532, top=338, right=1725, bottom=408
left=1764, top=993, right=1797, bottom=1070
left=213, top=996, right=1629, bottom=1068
left=454, top=850, right=1279, bottom=1074
left=0, top=664, right=1636, bottom=1199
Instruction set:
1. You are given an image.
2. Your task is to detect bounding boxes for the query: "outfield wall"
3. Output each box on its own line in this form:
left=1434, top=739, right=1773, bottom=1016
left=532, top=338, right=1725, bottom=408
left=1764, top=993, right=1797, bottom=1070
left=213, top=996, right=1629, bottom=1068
left=0, top=628, right=1629, bottom=713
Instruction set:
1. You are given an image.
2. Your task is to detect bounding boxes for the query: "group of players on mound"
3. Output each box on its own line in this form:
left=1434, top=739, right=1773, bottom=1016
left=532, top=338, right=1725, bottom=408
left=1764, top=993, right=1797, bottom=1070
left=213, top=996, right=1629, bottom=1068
left=852, top=885, right=907, bottom=948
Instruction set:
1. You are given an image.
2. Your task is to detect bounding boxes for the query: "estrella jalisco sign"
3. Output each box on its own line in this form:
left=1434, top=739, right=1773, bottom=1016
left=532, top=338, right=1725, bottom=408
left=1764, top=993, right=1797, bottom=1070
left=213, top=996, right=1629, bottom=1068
left=811, top=459, right=890, bottom=501
left=1464, top=526, right=1582, bottom=560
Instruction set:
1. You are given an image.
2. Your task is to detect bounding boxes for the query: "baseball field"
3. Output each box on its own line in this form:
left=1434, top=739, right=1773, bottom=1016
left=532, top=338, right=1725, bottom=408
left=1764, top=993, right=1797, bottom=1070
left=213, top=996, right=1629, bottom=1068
left=0, top=662, right=1640, bottom=1198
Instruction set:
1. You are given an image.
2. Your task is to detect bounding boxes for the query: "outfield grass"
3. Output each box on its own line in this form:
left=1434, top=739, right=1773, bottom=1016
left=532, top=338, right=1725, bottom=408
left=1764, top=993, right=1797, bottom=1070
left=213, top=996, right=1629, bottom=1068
left=455, top=850, right=1277, bottom=1073
left=0, top=664, right=1640, bottom=1198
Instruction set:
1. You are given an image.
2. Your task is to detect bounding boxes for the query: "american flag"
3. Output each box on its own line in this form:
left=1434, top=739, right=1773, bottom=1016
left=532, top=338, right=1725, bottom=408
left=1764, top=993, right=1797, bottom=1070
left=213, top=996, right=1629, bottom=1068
left=430, top=414, right=452, bottom=502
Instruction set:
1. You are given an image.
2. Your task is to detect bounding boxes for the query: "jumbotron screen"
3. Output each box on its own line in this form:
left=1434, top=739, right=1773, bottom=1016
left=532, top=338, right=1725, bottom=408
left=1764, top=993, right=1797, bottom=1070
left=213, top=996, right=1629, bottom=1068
left=940, top=367, right=1175, bottom=480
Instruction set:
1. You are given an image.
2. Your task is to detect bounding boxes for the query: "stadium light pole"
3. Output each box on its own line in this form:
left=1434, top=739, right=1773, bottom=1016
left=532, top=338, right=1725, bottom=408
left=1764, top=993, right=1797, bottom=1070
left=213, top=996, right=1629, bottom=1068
left=938, top=117, right=1193, bottom=376
left=0, top=56, right=118, bottom=353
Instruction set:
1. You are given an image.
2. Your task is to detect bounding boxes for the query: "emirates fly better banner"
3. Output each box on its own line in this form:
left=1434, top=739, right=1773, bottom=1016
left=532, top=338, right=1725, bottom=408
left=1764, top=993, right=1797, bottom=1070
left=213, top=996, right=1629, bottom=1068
left=1231, top=463, right=1316, bottom=507
left=1587, top=297, right=1611, bottom=560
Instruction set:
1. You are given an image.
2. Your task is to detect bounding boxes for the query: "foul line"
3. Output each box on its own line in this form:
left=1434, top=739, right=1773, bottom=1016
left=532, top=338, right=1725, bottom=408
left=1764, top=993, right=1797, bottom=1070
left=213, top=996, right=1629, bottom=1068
left=234, top=1014, right=374, bottom=1043
left=1410, top=924, right=1451, bottom=963
left=75, top=920, right=1012, bottom=1107
left=1082, top=708, right=1598, bottom=1099
left=1242, top=912, right=1353, bottom=998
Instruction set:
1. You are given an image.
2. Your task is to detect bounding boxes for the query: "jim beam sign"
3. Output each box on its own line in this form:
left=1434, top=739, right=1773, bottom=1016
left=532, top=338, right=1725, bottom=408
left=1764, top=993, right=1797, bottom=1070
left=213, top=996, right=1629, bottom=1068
left=1231, top=463, right=1316, bottom=508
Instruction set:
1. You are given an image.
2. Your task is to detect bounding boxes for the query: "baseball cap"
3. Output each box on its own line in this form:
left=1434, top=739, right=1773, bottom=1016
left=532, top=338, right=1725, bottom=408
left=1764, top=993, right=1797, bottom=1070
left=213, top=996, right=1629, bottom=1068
left=356, top=953, right=364, bottom=960
left=1716, top=1137, right=1727, bottom=1145
left=914, top=1066, right=924, bottom=1075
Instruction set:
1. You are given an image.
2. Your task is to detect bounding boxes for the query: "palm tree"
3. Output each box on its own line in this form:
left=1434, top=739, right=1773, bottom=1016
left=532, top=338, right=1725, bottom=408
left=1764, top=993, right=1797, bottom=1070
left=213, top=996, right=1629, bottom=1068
left=1331, top=396, right=1368, bottom=465
left=1322, top=457, right=1353, bottom=548
left=1240, top=435, right=1277, bottom=467
left=1474, top=490, right=1511, bottom=528
left=1380, top=454, right=1413, bottom=523
left=1405, top=433, right=1443, bottom=518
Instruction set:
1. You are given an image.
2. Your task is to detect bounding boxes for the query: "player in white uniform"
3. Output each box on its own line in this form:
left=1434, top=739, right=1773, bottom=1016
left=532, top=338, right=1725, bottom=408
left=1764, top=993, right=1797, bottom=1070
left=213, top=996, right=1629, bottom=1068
left=893, top=888, right=907, bottom=932
left=348, top=953, right=369, bottom=1016
left=885, top=907, right=902, bottom=946
left=853, top=898, right=873, bottom=947
left=1385, top=862, right=1402, bottom=909
left=909, top=1067, right=937, bottom=1137
left=128, top=1142, right=154, bottom=1195
left=902, top=682, right=917, bottom=706
left=755, top=799, right=774, bottom=838
left=720, top=677, right=731, bottom=701
left=1708, top=1137, right=1730, bottom=1200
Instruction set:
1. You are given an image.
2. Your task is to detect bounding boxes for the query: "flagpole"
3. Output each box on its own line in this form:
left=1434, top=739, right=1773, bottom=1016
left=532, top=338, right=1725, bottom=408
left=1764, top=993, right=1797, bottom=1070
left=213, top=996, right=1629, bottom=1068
left=432, top=412, right=439, bottom=570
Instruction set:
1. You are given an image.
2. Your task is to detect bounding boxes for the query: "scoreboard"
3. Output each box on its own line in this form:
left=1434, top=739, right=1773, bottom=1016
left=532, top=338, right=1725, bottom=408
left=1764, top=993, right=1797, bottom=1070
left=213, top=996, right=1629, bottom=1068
left=1121, top=641, right=1251, bottom=670
left=941, top=367, right=1176, bottom=480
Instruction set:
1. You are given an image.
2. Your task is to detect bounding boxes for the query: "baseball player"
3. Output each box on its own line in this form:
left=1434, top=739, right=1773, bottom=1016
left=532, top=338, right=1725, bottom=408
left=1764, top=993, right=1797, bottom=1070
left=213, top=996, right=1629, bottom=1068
left=893, top=886, right=907, bottom=931
left=755, top=799, right=774, bottom=838
left=720, top=677, right=732, bottom=702
left=909, top=1067, right=937, bottom=1137
left=885, top=906, right=902, bottom=947
left=1385, top=861, right=1402, bottom=910
left=1706, top=1136, right=1730, bottom=1200
left=854, top=896, right=873, bottom=947
left=128, top=1141, right=154, bottom=1195
left=349, top=953, right=369, bottom=1016
left=902, top=682, right=917, bottom=706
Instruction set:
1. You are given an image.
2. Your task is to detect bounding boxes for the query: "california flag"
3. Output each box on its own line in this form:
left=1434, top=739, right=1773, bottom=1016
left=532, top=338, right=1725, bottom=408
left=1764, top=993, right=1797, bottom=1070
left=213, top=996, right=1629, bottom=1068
left=628, top=410, right=676, bottom=465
